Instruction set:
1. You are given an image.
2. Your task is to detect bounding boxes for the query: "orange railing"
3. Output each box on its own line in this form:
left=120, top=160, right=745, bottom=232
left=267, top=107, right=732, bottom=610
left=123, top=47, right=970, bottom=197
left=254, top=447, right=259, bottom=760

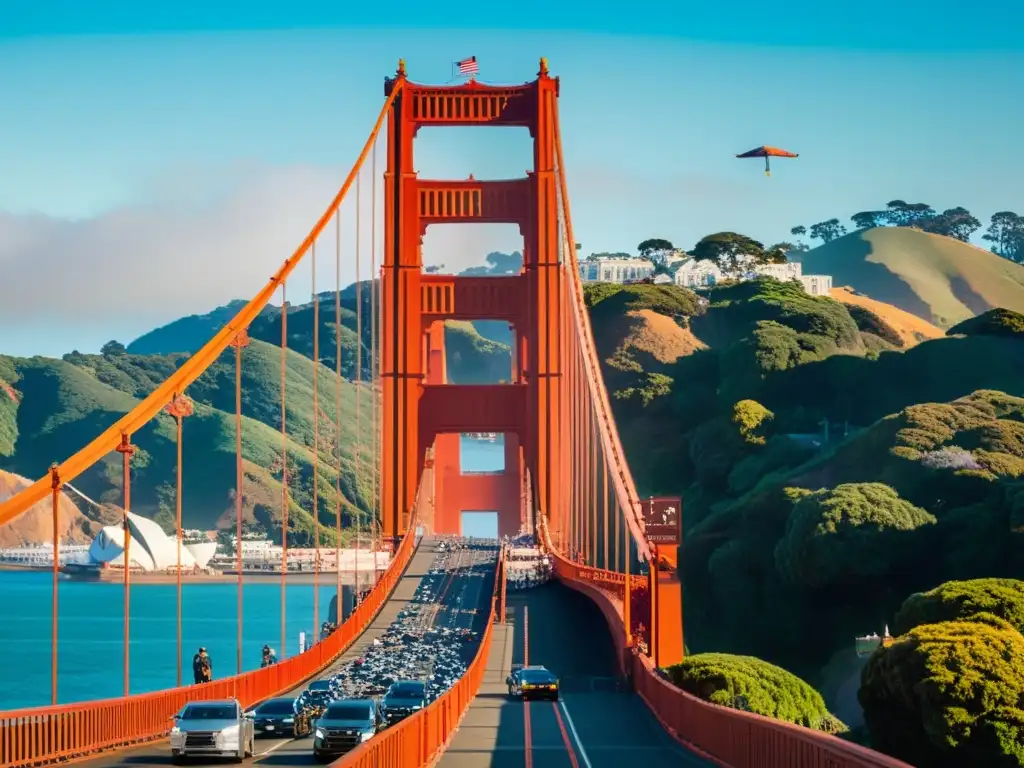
left=330, top=544, right=506, bottom=767
left=0, top=522, right=421, bottom=768
left=538, top=519, right=910, bottom=768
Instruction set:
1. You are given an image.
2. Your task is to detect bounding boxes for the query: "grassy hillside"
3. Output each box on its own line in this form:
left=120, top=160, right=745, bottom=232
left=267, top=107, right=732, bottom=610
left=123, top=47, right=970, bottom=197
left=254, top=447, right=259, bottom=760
left=830, top=287, right=943, bottom=347
left=584, top=282, right=1024, bottom=670
left=794, top=227, right=1024, bottom=328
left=125, top=286, right=510, bottom=384
left=0, top=341, right=376, bottom=545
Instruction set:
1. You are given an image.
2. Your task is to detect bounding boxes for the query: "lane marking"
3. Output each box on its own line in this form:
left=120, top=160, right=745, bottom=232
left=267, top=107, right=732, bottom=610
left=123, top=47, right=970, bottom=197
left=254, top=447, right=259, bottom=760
left=552, top=703, right=582, bottom=768
left=254, top=738, right=294, bottom=758
left=524, top=701, right=534, bottom=768
left=523, top=605, right=533, bottom=768
left=559, top=700, right=594, bottom=768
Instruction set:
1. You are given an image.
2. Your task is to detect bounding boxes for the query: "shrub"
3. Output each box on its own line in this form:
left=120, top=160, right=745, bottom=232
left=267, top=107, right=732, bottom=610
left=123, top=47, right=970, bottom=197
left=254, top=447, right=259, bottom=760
left=859, top=619, right=1024, bottom=767
left=665, top=652, right=845, bottom=733
left=893, top=578, right=1024, bottom=635
left=947, top=308, right=1024, bottom=338
left=774, top=483, right=936, bottom=589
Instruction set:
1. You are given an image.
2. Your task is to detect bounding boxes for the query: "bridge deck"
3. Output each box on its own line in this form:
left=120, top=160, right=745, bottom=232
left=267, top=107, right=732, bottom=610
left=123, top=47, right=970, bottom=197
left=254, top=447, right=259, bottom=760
left=438, top=582, right=712, bottom=768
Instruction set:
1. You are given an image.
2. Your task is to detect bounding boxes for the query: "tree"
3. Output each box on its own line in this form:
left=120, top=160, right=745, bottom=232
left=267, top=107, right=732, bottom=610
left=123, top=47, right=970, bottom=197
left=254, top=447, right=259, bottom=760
left=767, top=241, right=807, bottom=255
left=882, top=200, right=935, bottom=227
left=691, top=232, right=766, bottom=272
left=850, top=211, right=887, bottom=230
left=859, top=618, right=1024, bottom=767
left=637, top=238, right=675, bottom=273
left=893, top=578, right=1024, bottom=636
left=789, top=226, right=806, bottom=238
left=774, top=483, right=936, bottom=589
left=101, top=340, right=126, bottom=357
left=922, top=207, right=981, bottom=241
left=808, top=219, right=846, bottom=244
left=983, top=211, right=1024, bottom=262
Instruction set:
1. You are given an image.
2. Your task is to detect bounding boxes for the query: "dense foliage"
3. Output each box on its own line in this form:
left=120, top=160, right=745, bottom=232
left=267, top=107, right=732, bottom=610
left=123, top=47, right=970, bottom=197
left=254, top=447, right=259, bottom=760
left=893, top=578, right=1024, bottom=635
left=583, top=277, right=1024, bottom=685
left=948, top=308, right=1024, bottom=338
left=859, top=603, right=1024, bottom=766
left=665, top=653, right=846, bottom=733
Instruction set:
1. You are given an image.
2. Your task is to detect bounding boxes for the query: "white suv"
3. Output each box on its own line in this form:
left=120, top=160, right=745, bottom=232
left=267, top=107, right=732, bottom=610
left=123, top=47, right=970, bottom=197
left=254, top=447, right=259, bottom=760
left=169, top=699, right=255, bottom=763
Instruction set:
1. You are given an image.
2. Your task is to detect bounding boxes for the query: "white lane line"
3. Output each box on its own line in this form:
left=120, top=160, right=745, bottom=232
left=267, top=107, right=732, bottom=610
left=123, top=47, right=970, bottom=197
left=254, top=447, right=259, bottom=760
left=559, top=699, right=594, bottom=768
left=255, top=738, right=293, bottom=757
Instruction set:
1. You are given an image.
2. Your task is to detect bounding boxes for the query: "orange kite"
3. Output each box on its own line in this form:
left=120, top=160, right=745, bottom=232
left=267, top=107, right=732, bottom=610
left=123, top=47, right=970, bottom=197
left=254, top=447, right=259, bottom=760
left=736, top=145, right=799, bottom=176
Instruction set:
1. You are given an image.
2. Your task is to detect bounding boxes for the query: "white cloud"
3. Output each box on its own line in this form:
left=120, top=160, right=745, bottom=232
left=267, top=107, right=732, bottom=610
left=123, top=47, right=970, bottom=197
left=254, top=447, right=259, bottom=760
left=0, top=161, right=530, bottom=356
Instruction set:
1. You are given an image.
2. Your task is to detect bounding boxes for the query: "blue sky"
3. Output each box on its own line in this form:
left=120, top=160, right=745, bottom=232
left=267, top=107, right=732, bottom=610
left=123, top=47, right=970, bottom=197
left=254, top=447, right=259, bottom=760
left=2, top=2, right=1022, bottom=357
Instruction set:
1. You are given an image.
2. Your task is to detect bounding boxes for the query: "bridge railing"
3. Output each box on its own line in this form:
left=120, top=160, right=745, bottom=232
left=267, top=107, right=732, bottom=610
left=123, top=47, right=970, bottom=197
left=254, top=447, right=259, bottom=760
left=536, top=519, right=910, bottom=768
left=331, top=543, right=506, bottom=767
left=0, top=516, right=422, bottom=768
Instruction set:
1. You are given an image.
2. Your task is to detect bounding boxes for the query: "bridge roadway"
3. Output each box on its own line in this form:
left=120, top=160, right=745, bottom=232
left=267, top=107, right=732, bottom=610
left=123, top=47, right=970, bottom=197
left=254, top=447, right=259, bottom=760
left=77, top=537, right=497, bottom=768
left=438, top=582, right=713, bottom=768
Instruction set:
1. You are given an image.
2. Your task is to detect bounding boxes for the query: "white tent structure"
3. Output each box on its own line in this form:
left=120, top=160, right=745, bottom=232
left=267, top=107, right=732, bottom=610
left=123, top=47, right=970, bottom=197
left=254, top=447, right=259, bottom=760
left=89, top=511, right=200, bottom=571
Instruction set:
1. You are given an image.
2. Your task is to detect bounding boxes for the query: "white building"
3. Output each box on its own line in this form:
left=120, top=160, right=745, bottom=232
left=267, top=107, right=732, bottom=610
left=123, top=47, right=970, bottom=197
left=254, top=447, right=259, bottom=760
left=673, top=259, right=723, bottom=288
left=89, top=511, right=215, bottom=570
left=578, top=257, right=655, bottom=284
left=752, top=261, right=833, bottom=296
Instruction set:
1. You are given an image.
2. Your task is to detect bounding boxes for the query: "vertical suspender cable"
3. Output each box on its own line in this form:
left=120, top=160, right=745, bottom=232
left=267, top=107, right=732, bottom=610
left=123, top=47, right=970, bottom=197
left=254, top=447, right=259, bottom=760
left=354, top=170, right=363, bottom=601
left=117, top=434, right=134, bottom=696
left=312, top=242, right=321, bottom=640
left=334, top=210, right=343, bottom=617
left=370, top=135, right=379, bottom=573
left=280, top=283, right=289, bottom=658
left=49, top=464, right=60, bottom=705
left=234, top=332, right=246, bottom=675
left=175, top=406, right=183, bottom=686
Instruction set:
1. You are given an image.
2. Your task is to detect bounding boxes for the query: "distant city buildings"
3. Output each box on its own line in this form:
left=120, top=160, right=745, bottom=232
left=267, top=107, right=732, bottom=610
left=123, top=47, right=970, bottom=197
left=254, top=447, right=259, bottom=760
left=577, top=252, right=832, bottom=296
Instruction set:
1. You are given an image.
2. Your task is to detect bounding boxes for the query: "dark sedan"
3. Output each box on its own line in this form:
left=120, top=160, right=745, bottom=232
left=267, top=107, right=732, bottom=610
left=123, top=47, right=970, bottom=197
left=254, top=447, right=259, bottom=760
left=380, top=680, right=427, bottom=725
left=251, top=697, right=310, bottom=738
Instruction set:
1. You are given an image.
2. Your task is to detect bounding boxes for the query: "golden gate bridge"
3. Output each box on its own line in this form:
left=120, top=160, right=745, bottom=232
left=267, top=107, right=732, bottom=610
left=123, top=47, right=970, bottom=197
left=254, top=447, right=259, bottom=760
left=0, top=60, right=908, bottom=768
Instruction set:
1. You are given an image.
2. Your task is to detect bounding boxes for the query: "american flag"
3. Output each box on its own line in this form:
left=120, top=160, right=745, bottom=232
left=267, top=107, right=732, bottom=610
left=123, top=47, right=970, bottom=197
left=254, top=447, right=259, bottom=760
left=456, top=56, right=479, bottom=76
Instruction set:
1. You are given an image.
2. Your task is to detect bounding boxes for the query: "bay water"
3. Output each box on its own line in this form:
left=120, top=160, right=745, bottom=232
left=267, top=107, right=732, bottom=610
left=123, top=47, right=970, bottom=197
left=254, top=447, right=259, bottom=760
left=0, top=436, right=503, bottom=710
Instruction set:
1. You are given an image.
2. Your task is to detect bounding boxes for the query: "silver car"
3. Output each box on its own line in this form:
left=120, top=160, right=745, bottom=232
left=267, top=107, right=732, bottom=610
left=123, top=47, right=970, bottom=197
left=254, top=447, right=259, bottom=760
left=169, top=699, right=255, bottom=763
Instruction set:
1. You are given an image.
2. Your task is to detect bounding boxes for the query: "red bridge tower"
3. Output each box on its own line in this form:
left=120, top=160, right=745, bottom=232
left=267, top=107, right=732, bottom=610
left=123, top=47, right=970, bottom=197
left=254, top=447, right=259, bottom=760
left=380, top=60, right=564, bottom=544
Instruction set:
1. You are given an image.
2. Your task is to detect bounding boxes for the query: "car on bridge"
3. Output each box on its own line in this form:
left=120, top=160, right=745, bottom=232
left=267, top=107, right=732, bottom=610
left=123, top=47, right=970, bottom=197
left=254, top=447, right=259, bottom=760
left=299, top=679, right=335, bottom=713
left=506, top=665, right=560, bottom=701
left=380, top=680, right=428, bottom=725
left=312, top=698, right=382, bottom=762
left=169, top=699, right=255, bottom=763
left=249, top=696, right=312, bottom=738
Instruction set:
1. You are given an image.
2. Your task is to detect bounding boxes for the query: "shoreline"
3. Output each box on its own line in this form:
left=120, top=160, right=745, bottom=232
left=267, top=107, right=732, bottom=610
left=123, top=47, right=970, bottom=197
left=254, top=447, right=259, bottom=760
left=0, top=564, right=387, bottom=586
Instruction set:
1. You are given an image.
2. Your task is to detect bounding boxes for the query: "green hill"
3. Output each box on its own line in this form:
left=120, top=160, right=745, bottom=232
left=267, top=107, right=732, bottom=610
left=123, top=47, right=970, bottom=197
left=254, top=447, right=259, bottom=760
left=793, top=227, right=1024, bottom=328
left=0, top=341, right=376, bottom=545
left=582, top=283, right=1024, bottom=673
left=126, top=284, right=512, bottom=384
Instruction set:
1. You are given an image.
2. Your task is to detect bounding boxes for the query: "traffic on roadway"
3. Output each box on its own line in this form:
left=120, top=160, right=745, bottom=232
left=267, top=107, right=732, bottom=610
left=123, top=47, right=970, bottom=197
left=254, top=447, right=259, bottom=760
left=438, top=576, right=713, bottom=768
left=76, top=537, right=498, bottom=767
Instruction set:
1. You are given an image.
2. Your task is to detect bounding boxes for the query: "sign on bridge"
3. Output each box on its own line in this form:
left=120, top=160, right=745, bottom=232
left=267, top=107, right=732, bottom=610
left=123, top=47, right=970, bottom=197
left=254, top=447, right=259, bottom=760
left=644, top=497, right=681, bottom=546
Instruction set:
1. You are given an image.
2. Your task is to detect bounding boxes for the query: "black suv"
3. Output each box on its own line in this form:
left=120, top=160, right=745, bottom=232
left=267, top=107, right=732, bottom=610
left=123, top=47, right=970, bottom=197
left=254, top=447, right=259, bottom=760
left=380, top=680, right=428, bottom=725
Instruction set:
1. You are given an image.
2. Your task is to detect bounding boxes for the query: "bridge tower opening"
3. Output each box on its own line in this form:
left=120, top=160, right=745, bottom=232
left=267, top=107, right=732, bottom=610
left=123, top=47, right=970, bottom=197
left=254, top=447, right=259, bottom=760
left=380, top=63, right=563, bottom=547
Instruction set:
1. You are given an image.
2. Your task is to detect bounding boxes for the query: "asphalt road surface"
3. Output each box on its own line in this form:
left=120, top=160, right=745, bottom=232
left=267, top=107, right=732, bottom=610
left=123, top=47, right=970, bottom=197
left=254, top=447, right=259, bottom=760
left=438, top=582, right=714, bottom=768
left=77, top=537, right=497, bottom=767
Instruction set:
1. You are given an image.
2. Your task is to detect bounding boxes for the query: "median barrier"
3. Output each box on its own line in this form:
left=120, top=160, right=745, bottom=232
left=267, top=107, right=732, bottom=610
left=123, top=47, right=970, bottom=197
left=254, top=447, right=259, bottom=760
left=330, top=546, right=505, bottom=768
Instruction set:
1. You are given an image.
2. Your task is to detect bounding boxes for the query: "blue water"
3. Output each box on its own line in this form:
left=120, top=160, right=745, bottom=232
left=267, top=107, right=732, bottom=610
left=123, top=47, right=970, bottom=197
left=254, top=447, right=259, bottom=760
left=0, top=436, right=506, bottom=711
